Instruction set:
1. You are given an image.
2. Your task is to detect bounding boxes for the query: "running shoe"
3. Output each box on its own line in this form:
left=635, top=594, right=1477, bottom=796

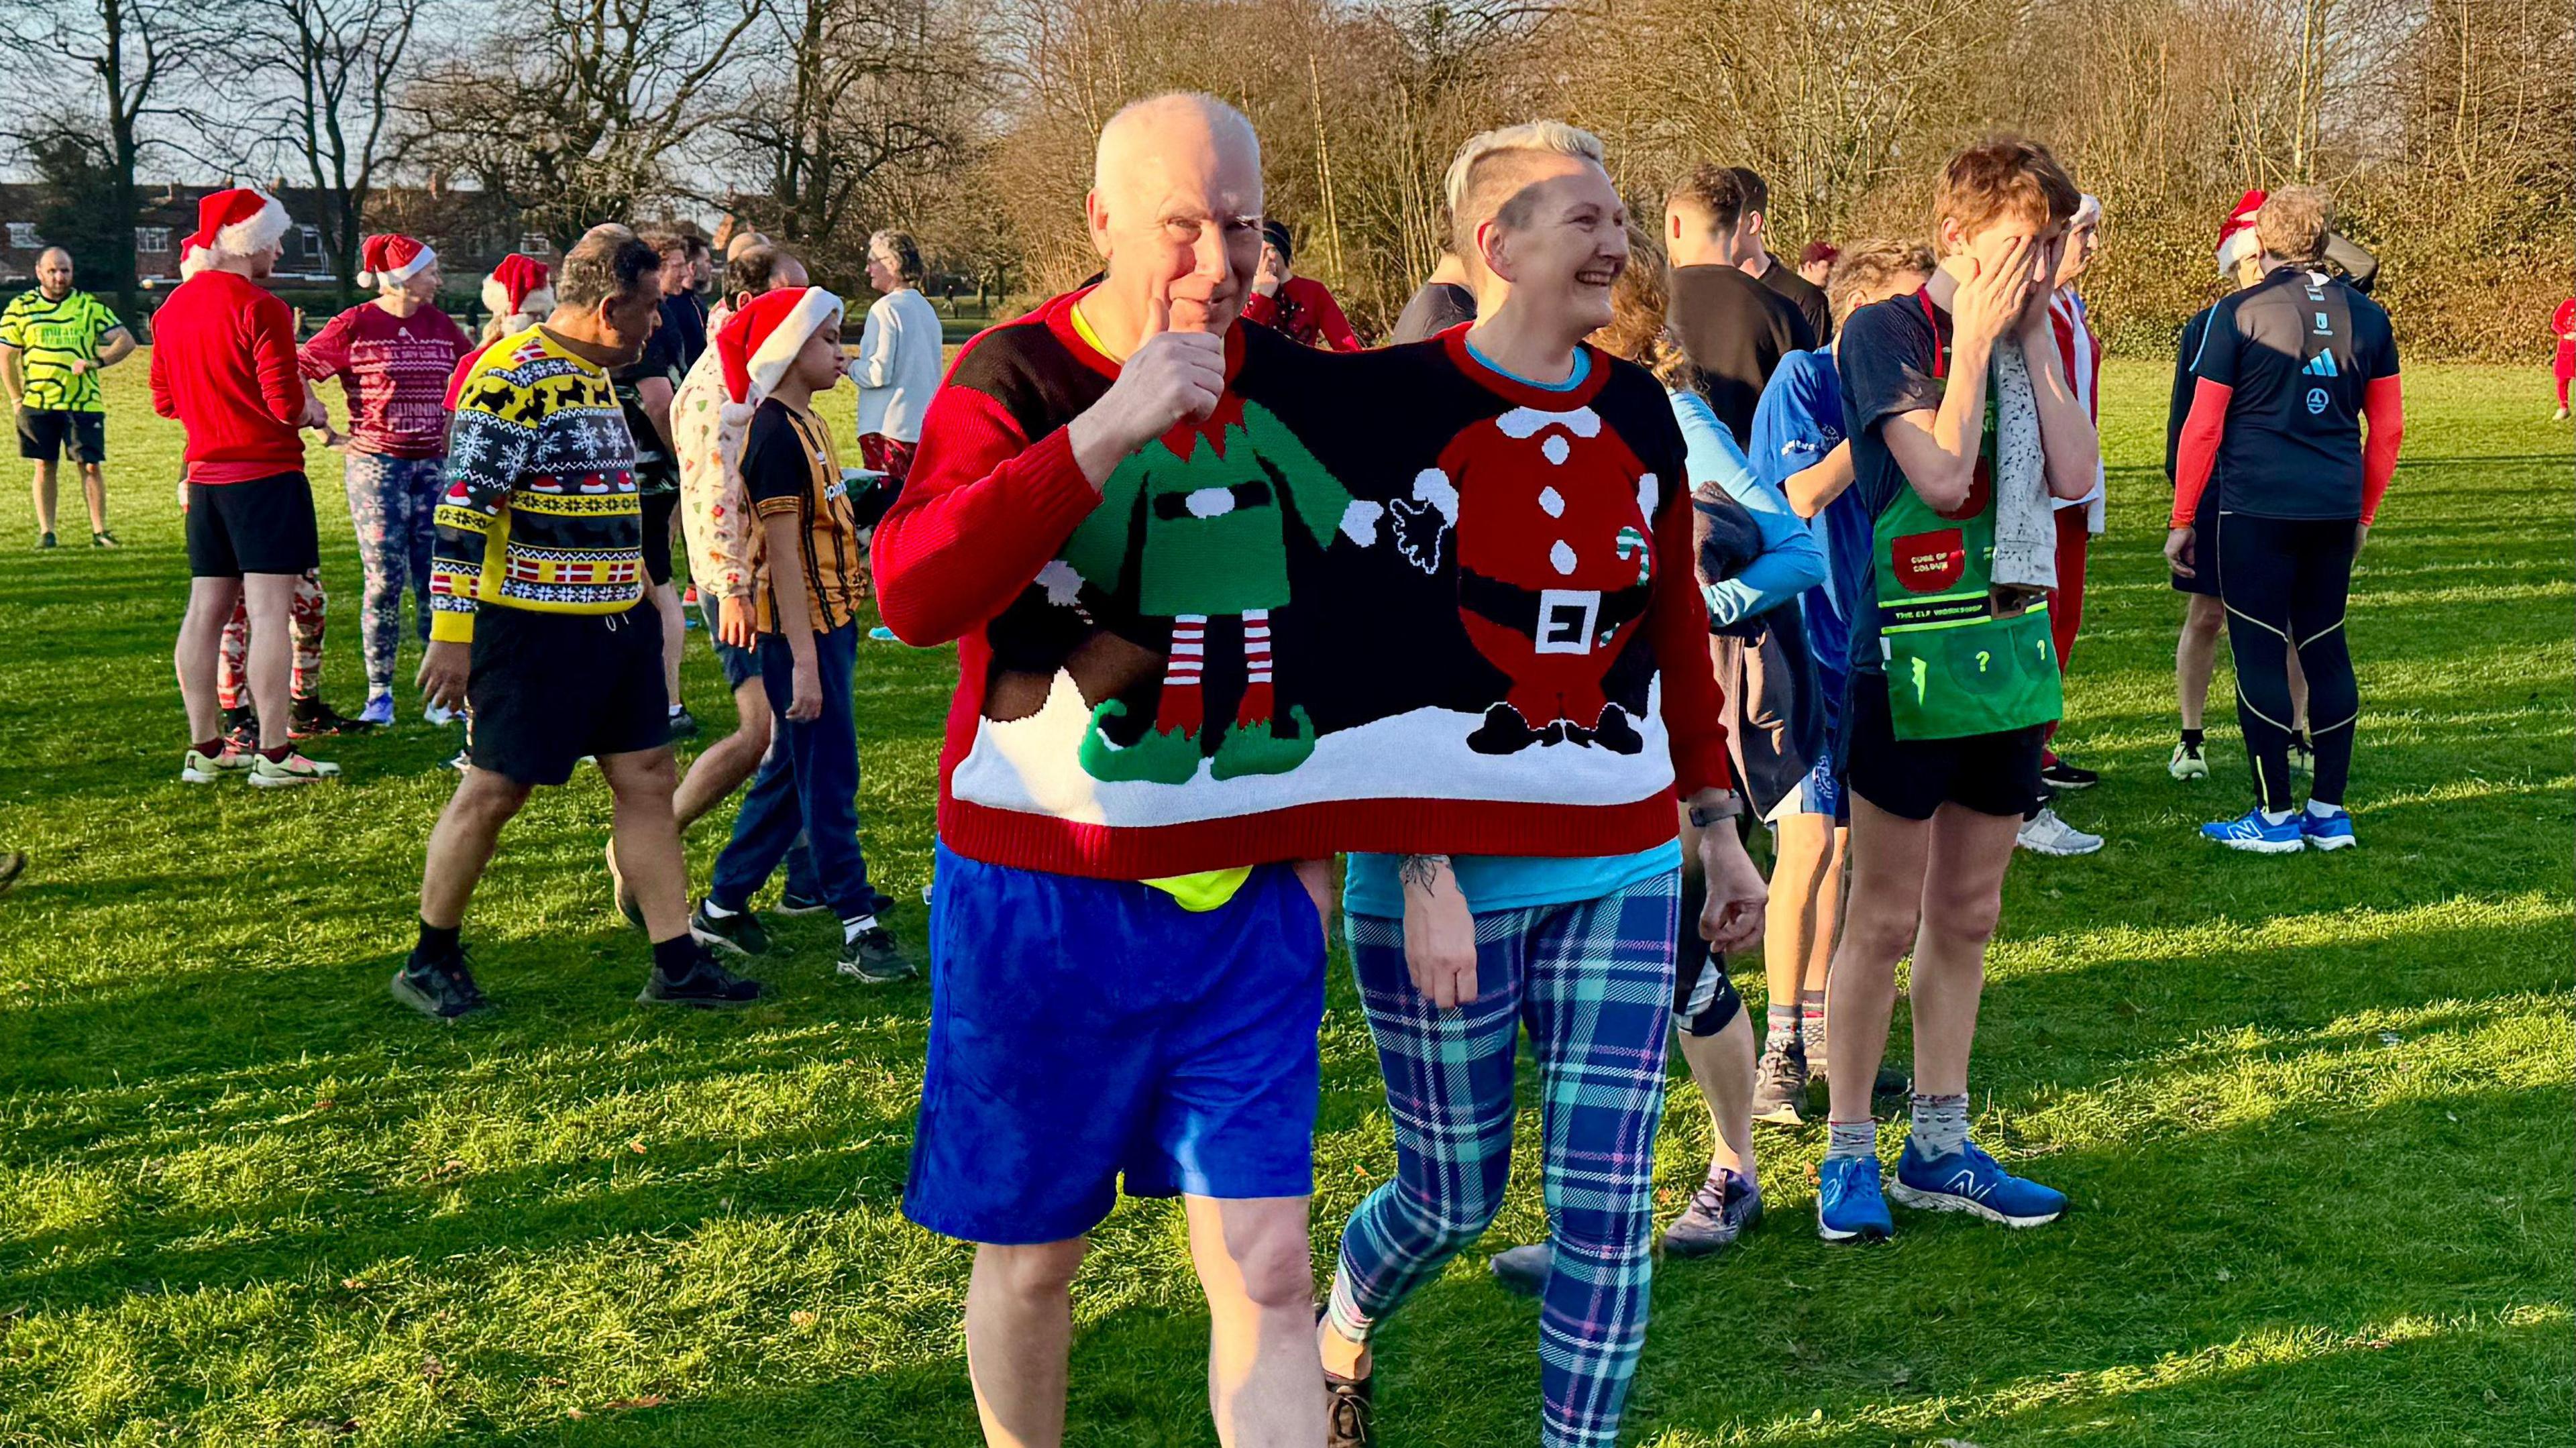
left=667, top=706, right=700, bottom=740
left=605, top=840, right=644, bottom=929
left=1816, top=1154, right=1892, bottom=1243
left=2017, top=807, right=2104, bottom=856
left=223, top=706, right=259, bottom=755
left=1889, top=1137, right=2066, bottom=1227
left=1752, top=1040, right=1809, bottom=1125
left=1324, top=1363, right=1374, bottom=1448
left=2301, top=807, right=2357, bottom=851
left=358, top=692, right=396, bottom=727
left=291, top=696, right=373, bottom=737
left=2169, top=739, right=2209, bottom=780
left=838, top=924, right=916, bottom=984
left=637, top=948, right=767, bottom=1007
left=423, top=702, right=462, bottom=728
left=2558, top=406, right=2570, bottom=422
left=1487, top=1242, right=1548, bottom=1296
left=444, top=748, right=472, bottom=771
left=867, top=626, right=898, bottom=642
left=1664, top=1170, right=1762, bottom=1256
left=2200, top=807, right=2303, bottom=854
left=690, top=899, right=769, bottom=956
left=36, top=531, right=55, bottom=549
left=91, top=530, right=118, bottom=548
left=773, top=888, right=830, bottom=916
left=2039, top=757, right=2098, bottom=790
left=390, top=943, right=490, bottom=1020
left=248, top=750, right=341, bottom=787
left=179, top=744, right=254, bottom=783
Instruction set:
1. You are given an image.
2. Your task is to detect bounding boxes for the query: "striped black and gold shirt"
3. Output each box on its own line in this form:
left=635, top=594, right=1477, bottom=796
left=743, top=398, right=865, bottom=635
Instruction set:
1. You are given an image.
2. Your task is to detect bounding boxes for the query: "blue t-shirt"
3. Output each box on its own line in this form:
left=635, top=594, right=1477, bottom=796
left=1750, top=347, right=1870, bottom=724
left=1346, top=333, right=1678, bottom=920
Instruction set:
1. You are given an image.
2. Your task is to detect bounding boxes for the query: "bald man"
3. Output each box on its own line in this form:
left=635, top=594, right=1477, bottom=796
left=3, top=247, right=134, bottom=547
left=873, top=93, right=1332, bottom=1448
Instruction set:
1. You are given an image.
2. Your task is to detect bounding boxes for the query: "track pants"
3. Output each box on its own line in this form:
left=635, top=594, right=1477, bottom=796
left=2215, top=510, right=2359, bottom=810
left=1327, top=873, right=1678, bottom=1448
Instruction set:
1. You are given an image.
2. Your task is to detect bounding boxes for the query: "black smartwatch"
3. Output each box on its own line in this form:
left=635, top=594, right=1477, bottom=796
left=1687, top=794, right=1745, bottom=829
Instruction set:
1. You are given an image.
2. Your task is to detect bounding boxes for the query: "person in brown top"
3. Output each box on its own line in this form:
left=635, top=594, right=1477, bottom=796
left=691, top=286, right=908, bottom=983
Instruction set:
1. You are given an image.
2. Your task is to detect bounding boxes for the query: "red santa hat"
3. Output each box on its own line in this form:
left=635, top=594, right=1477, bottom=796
left=356, top=233, right=435, bottom=288
left=715, top=286, right=844, bottom=423
left=189, top=186, right=290, bottom=260
left=2215, top=188, right=2265, bottom=275
left=480, top=254, right=555, bottom=319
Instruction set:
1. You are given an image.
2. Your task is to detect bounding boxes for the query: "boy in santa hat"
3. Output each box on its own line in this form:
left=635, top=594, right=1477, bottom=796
left=152, top=186, right=342, bottom=787
left=686, top=286, right=905, bottom=981
left=301, top=233, right=475, bottom=725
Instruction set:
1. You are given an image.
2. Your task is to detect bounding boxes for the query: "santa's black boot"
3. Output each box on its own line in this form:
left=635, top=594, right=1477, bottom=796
left=1589, top=705, right=1645, bottom=755
left=1467, top=703, right=1541, bottom=755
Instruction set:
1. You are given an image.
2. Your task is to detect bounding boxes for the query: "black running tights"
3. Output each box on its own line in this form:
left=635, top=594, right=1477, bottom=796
left=2215, top=511, right=2359, bottom=811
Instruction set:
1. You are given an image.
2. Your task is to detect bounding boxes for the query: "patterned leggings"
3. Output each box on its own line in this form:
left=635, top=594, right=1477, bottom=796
left=219, top=570, right=327, bottom=710
left=343, top=452, right=443, bottom=691
left=1327, top=873, right=1679, bottom=1448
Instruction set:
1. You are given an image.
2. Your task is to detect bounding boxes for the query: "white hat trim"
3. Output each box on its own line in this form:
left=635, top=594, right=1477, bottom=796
left=361, top=243, right=436, bottom=288
left=215, top=195, right=290, bottom=258
left=745, top=288, right=845, bottom=402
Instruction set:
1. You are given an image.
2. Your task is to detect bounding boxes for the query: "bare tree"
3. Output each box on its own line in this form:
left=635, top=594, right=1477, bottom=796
left=5, top=0, right=221, bottom=313
left=237, top=0, right=427, bottom=300
left=402, top=0, right=763, bottom=245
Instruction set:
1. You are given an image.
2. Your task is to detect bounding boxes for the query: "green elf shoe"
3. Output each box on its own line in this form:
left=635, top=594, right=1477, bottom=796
left=1212, top=706, right=1318, bottom=781
left=1079, top=700, right=1206, bottom=785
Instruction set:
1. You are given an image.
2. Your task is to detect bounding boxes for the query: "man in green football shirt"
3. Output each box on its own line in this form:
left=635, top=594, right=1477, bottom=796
left=3, top=248, right=135, bottom=547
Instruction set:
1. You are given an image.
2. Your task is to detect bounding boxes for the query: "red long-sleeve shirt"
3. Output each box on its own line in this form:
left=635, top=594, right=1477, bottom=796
left=150, top=270, right=307, bottom=484
left=872, top=290, right=1728, bottom=880
left=1242, top=276, right=1363, bottom=351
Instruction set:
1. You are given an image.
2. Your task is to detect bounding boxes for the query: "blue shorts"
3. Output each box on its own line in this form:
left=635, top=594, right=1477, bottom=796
left=697, top=594, right=761, bottom=691
left=903, top=844, right=1327, bottom=1245
left=1772, top=754, right=1847, bottom=824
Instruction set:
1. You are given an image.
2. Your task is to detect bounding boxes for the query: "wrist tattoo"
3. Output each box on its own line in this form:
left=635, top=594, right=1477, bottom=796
left=1397, top=854, right=1450, bottom=891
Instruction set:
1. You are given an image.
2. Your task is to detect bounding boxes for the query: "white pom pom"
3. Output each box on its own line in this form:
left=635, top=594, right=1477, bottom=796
left=356, top=270, right=376, bottom=288
left=720, top=400, right=754, bottom=426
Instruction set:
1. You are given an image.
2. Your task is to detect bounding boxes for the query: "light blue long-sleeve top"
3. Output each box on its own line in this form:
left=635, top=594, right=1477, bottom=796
left=1670, top=387, right=1828, bottom=628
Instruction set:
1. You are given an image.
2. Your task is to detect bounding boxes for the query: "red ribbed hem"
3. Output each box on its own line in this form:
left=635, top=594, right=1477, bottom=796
left=935, top=791, right=1682, bottom=879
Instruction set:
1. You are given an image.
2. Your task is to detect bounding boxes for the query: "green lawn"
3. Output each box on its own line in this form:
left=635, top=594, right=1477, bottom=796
left=0, top=357, right=2568, bottom=1447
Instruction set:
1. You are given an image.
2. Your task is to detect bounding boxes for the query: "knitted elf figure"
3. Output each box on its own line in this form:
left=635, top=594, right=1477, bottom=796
left=1061, top=394, right=1380, bottom=785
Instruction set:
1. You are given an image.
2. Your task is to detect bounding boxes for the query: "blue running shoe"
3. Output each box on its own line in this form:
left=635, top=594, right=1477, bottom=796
left=867, top=625, right=899, bottom=642
left=1816, top=1154, right=1892, bottom=1243
left=358, top=691, right=396, bottom=727
left=2200, top=807, right=2304, bottom=854
left=1890, top=1139, right=2066, bottom=1227
left=2301, top=808, right=2356, bottom=851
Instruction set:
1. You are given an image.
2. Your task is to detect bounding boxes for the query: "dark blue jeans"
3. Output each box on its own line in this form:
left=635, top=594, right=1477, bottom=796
left=710, top=622, right=884, bottom=920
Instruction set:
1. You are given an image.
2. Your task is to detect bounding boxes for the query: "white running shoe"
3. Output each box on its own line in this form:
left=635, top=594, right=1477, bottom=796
left=2169, top=740, right=2210, bottom=780
left=2017, top=807, right=2104, bottom=856
left=248, top=750, right=341, bottom=787
left=179, top=745, right=254, bottom=783
left=423, top=702, right=462, bottom=727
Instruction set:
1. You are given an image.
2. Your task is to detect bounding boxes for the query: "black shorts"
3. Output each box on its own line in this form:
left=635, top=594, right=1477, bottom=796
left=466, top=601, right=669, bottom=786
left=1839, top=671, right=2045, bottom=822
left=640, top=489, right=678, bottom=586
left=186, top=474, right=321, bottom=577
left=19, top=408, right=104, bottom=463
left=2171, top=498, right=2220, bottom=596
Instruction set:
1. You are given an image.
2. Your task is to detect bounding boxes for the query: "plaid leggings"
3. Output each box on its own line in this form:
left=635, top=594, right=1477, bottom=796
left=1326, top=872, right=1678, bottom=1448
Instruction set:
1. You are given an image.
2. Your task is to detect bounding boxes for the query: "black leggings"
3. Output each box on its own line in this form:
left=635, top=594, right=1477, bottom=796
left=2214, top=512, right=2359, bottom=811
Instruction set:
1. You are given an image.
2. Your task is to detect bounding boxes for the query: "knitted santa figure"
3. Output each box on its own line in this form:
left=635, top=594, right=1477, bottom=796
left=356, top=233, right=435, bottom=288
left=480, top=254, right=556, bottom=332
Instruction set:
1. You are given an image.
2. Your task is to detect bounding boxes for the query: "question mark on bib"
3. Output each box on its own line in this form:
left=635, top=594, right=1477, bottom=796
left=1976, top=649, right=1992, bottom=673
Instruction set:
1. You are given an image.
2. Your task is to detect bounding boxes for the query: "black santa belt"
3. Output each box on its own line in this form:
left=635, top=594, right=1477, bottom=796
left=1151, top=478, right=1273, bottom=518
left=1458, top=569, right=1652, bottom=653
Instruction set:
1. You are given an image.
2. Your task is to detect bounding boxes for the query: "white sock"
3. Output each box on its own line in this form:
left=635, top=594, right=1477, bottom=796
left=2260, top=808, right=2296, bottom=826
left=701, top=898, right=739, bottom=919
left=842, top=913, right=877, bottom=943
left=2306, top=799, right=2346, bottom=818
left=669, top=702, right=685, bottom=717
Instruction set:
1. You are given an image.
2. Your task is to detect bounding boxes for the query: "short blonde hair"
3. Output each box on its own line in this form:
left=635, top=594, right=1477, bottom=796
left=1826, top=238, right=1936, bottom=325
left=1444, top=120, right=1607, bottom=258
left=2257, top=185, right=2333, bottom=264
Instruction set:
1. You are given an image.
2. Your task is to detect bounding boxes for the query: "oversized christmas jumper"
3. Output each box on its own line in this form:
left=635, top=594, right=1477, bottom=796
left=871, top=292, right=1732, bottom=880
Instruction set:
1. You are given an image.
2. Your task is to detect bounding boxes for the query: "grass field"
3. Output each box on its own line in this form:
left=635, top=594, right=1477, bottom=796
left=0, top=355, right=2567, bottom=1447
